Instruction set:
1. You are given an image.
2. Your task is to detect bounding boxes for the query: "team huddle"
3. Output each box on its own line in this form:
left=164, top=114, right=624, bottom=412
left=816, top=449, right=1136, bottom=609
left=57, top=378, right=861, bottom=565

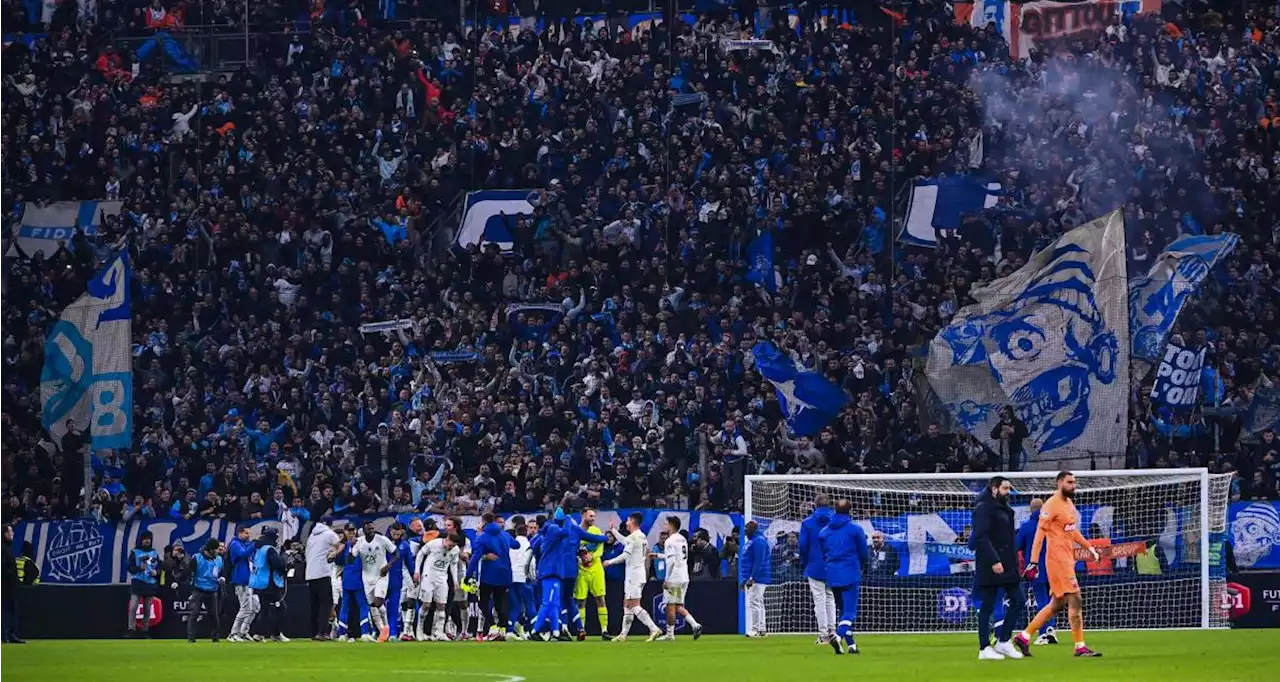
left=310, top=508, right=703, bottom=643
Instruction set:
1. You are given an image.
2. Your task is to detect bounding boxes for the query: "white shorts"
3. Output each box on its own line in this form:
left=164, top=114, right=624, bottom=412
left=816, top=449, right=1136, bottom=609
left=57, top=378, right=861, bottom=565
left=365, top=575, right=389, bottom=602
left=624, top=580, right=645, bottom=601
left=422, top=579, right=449, bottom=604
left=663, top=582, right=688, bottom=605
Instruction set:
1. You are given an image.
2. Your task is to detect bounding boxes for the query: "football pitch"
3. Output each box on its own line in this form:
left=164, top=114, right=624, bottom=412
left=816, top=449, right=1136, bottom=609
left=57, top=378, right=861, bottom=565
left=4, top=631, right=1277, bottom=682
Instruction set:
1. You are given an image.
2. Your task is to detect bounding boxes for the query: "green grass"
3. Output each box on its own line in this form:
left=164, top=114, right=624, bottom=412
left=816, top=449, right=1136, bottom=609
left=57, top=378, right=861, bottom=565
left=4, top=631, right=1277, bottom=682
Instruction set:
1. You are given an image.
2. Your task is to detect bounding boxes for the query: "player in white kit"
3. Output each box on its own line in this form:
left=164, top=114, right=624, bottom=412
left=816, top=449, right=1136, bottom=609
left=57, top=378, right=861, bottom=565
left=415, top=533, right=462, bottom=641
left=603, top=512, right=662, bottom=642
left=658, top=516, right=703, bottom=640
left=353, top=521, right=398, bottom=642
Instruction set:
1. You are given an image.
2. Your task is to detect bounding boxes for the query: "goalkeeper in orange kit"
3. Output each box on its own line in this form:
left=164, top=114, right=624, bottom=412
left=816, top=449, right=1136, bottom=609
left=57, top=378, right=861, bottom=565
left=1012, top=471, right=1103, bottom=658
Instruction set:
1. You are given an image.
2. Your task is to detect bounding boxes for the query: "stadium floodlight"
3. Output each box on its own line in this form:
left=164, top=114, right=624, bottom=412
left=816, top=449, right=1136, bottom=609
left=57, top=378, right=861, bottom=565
left=744, top=469, right=1232, bottom=635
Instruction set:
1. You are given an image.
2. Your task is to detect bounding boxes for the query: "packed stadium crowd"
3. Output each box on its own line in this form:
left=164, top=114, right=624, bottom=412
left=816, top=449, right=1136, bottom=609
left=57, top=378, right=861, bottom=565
left=2, top=0, right=1279, bottom=530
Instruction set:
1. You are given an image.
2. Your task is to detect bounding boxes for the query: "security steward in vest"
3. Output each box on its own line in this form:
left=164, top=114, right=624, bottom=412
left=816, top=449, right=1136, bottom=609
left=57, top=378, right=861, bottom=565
left=16, top=542, right=40, bottom=585
left=250, top=526, right=289, bottom=642
left=187, top=539, right=226, bottom=642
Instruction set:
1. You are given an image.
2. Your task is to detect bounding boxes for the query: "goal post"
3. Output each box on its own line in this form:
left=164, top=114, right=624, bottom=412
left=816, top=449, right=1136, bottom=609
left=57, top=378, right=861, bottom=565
left=742, top=469, right=1232, bottom=635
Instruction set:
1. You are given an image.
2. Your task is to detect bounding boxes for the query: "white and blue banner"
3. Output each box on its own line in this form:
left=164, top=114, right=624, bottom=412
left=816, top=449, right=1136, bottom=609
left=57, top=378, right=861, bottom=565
left=11, top=509, right=741, bottom=585
left=900, top=174, right=1002, bottom=246
left=1150, top=342, right=1206, bottom=410
left=927, top=210, right=1130, bottom=458
left=6, top=200, right=123, bottom=259
left=1128, top=233, right=1238, bottom=379
left=1229, top=501, right=1280, bottom=569
left=456, top=189, right=538, bottom=251
left=40, top=251, right=133, bottom=451
left=16, top=498, right=1209, bottom=584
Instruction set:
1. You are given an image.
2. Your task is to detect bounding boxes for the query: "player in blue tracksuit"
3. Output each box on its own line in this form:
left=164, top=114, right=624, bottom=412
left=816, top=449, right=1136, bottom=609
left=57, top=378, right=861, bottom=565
left=1013, top=498, right=1056, bottom=643
left=819, top=500, right=870, bottom=655
left=385, top=522, right=407, bottom=638
left=227, top=527, right=258, bottom=641
left=468, top=513, right=520, bottom=638
left=557, top=511, right=608, bottom=637
left=336, top=528, right=371, bottom=639
left=799, top=496, right=836, bottom=643
left=395, top=520, right=423, bottom=639
left=740, top=521, right=772, bottom=637
left=531, top=510, right=570, bottom=639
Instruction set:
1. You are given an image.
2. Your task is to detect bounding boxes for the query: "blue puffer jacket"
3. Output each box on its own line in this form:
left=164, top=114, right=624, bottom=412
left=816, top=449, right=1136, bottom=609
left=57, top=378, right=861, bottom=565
left=468, top=522, right=520, bottom=586
left=740, top=533, right=771, bottom=586
left=819, top=513, right=870, bottom=589
left=534, top=522, right=569, bottom=581
left=799, top=505, right=834, bottom=581
left=228, top=537, right=255, bottom=586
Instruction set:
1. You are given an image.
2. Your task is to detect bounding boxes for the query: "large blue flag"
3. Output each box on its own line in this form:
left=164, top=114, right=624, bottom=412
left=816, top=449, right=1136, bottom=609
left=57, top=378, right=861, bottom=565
left=752, top=342, right=848, bottom=436
left=746, top=229, right=776, bottom=293
left=899, top=173, right=1002, bottom=246
left=41, top=252, right=134, bottom=451
left=1128, top=233, right=1238, bottom=379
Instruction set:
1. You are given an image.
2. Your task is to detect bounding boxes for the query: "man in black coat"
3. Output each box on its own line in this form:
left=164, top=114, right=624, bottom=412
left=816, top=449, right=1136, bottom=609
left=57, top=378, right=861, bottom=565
left=970, top=476, right=1026, bottom=660
left=2, top=525, right=25, bottom=643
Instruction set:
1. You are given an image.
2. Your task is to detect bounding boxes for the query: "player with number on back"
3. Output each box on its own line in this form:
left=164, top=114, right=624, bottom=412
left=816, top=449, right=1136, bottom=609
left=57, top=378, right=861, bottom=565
left=656, top=516, right=704, bottom=640
left=1013, top=471, right=1103, bottom=658
left=603, top=512, right=663, bottom=642
left=819, top=499, right=869, bottom=656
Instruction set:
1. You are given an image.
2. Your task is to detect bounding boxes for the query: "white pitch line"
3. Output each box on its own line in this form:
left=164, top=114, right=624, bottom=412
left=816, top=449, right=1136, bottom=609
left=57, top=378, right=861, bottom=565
left=284, top=669, right=525, bottom=682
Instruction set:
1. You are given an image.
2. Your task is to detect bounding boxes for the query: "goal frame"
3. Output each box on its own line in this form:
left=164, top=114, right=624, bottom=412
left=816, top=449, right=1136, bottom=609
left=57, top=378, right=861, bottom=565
left=743, top=468, right=1221, bottom=633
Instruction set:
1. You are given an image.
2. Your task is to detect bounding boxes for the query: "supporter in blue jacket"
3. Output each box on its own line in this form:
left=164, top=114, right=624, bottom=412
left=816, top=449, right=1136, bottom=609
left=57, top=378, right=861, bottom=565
left=819, top=500, right=870, bottom=654
left=740, top=521, right=771, bottom=637
left=227, top=526, right=257, bottom=641
left=798, top=495, right=836, bottom=642
left=468, top=513, right=520, bottom=637
left=186, top=539, right=225, bottom=642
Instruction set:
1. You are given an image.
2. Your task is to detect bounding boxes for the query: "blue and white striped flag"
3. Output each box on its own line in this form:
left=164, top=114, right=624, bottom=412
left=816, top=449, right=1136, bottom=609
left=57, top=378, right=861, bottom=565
left=41, top=252, right=134, bottom=450
left=7, top=200, right=123, bottom=259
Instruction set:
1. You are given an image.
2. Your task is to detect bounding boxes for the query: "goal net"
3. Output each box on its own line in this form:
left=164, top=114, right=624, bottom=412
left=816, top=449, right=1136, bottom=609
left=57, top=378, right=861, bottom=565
left=744, top=469, right=1232, bottom=635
